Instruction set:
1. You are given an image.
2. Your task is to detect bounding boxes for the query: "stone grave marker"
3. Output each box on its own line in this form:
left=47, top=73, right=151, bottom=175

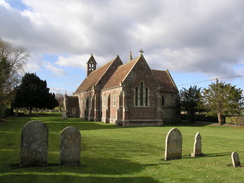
left=191, top=132, right=203, bottom=157
left=165, top=128, right=182, bottom=160
left=231, top=152, right=241, bottom=167
left=60, top=126, right=81, bottom=165
left=20, top=120, right=48, bottom=167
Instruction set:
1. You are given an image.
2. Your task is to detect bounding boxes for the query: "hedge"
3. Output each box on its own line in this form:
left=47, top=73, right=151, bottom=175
left=181, top=114, right=218, bottom=123
left=225, top=116, right=244, bottom=126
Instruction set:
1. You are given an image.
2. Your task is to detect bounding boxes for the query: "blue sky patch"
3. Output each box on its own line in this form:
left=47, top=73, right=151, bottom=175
left=7, top=0, right=28, bottom=11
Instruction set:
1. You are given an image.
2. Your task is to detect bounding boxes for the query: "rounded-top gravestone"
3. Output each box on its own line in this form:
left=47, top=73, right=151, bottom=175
left=20, top=120, right=48, bottom=167
left=60, top=126, right=81, bottom=165
left=231, top=152, right=241, bottom=167
left=165, top=127, right=182, bottom=160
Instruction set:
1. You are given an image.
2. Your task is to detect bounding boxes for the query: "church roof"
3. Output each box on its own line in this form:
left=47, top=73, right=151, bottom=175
left=151, top=69, right=178, bottom=92
left=74, top=54, right=178, bottom=94
left=74, top=57, right=119, bottom=94
left=102, top=56, right=140, bottom=90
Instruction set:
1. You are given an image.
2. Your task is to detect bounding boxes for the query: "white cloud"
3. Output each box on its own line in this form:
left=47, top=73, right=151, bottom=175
left=0, top=0, right=10, bottom=9
left=56, top=54, right=109, bottom=70
left=44, top=62, right=67, bottom=76
left=1, top=0, right=244, bottom=80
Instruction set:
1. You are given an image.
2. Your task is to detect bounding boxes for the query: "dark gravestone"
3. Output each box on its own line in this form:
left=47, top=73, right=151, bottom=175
left=60, top=126, right=81, bottom=165
left=165, top=128, right=182, bottom=160
left=231, top=152, right=241, bottom=167
left=20, top=120, right=48, bottom=167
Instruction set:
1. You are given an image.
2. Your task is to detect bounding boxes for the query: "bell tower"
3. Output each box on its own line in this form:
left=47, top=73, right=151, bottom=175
left=87, top=54, right=97, bottom=76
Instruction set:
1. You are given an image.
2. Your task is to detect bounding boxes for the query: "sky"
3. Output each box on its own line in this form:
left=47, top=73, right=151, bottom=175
left=0, top=0, right=244, bottom=95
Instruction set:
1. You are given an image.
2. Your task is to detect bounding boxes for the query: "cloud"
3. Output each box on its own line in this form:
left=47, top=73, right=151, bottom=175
left=55, top=54, right=109, bottom=70
left=0, top=0, right=244, bottom=80
left=44, top=62, right=67, bottom=76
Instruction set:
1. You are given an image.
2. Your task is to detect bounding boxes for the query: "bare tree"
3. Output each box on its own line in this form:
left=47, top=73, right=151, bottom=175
left=0, top=38, right=29, bottom=106
left=55, top=93, right=64, bottom=110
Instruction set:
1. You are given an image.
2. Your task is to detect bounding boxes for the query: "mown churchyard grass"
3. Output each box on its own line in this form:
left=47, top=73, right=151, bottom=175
left=0, top=113, right=243, bottom=183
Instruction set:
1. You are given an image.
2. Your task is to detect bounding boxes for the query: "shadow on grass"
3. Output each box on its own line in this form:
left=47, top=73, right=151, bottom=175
left=7, top=157, right=166, bottom=183
left=164, top=121, right=216, bottom=127
left=203, top=152, right=232, bottom=158
left=10, top=156, right=169, bottom=175
left=0, top=174, right=159, bottom=183
left=80, top=157, right=169, bottom=175
left=46, top=120, right=123, bottom=131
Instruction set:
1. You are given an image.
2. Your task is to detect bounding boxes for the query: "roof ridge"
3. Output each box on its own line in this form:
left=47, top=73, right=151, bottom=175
left=102, top=55, right=143, bottom=90
left=121, top=55, right=141, bottom=83
left=94, top=55, right=122, bottom=86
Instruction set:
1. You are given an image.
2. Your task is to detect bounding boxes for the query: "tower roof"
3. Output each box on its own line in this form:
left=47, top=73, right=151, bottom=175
left=74, top=56, right=122, bottom=94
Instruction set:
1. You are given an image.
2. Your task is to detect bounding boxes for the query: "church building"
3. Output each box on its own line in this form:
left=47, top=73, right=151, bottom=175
left=65, top=51, right=180, bottom=126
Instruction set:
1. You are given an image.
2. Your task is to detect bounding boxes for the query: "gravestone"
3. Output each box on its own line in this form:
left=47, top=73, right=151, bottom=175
left=20, top=120, right=48, bottom=167
left=191, top=132, right=203, bottom=157
left=60, top=126, right=81, bottom=165
left=165, top=128, right=182, bottom=160
left=231, top=152, right=241, bottom=167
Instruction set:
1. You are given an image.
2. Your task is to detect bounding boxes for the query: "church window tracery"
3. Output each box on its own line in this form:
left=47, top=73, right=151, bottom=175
left=134, top=82, right=149, bottom=107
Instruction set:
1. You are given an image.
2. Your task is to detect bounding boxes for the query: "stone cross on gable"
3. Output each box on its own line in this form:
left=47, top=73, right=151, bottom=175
left=139, top=49, right=144, bottom=55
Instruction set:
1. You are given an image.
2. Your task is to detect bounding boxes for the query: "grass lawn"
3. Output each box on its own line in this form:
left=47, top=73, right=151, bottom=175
left=0, top=113, right=243, bottom=183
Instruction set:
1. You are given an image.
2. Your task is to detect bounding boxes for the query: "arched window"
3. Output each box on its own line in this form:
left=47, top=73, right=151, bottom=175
left=135, top=87, right=138, bottom=106
left=113, top=92, right=116, bottom=106
left=145, top=88, right=149, bottom=106
left=86, top=98, right=89, bottom=109
left=140, top=82, right=144, bottom=106
left=134, top=82, right=149, bottom=107
left=162, top=95, right=165, bottom=106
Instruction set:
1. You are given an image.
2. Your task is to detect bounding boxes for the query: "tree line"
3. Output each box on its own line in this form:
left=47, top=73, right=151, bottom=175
left=180, top=80, right=244, bottom=125
left=1, top=38, right=243, bottom=122
left=0, top=38, right=59, bottom=117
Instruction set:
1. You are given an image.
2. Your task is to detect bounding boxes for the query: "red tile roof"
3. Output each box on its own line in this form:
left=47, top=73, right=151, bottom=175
left=74, top=58, right=117, bottom=94
left=102, top=56, right=140, bottom=90
left=74, top=54, right=178, bottom=94
left=152, top=70, right=178, bottom=92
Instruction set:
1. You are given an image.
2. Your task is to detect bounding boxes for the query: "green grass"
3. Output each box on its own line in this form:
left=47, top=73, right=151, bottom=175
left=0, top=113, right=243, bottom=183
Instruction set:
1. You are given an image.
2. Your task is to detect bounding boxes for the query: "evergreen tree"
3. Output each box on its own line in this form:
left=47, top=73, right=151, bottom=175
left=200, top=79, right=244, bottom=125
left=14, top=73, right=58, bottom=113
left=180, top=85, right=201, bottom=123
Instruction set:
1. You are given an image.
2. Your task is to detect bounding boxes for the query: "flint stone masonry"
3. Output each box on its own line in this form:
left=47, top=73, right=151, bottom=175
left=231, top=152, right=241, bottom=167
left=165, top=128, right=182, bottom=160
left=60, top=126, right=81, bottom=165
left=20, top=120, right=48, bottom=167
left=191, top=132, right=203, bottom=157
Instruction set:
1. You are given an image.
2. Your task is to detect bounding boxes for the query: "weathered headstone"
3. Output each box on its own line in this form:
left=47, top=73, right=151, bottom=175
left=191, top=132, right=203, bottom=157
left=231, top=152, right=241, bottom=167
left=165, top=128, right=182, bottom=160
left=60, top=126, right=81, bottom=165
left=20, top=120, right=48, bottom=167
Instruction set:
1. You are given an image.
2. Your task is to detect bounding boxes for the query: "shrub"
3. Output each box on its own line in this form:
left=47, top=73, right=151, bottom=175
left=226, top=116, right=244, bottom=126
left=181, top=114, right=218, bottom=123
